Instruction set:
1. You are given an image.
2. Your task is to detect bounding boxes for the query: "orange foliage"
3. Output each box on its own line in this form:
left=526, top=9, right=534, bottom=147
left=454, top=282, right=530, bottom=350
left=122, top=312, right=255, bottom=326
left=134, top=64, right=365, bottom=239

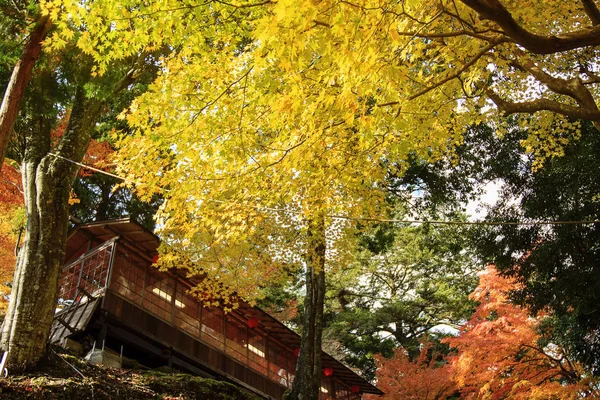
left=81, top=139, right=114, bottom=176
left=0, top=162, right=24, bottom=314
left=370, top=266, right=596, bottom=400
left=446, top=266, right=591, bottom=400
left=51, top=110, right=115, bottom=177
left=366, top=342, right=456, bottom=400
left=0, top=162, right=22, bottom=205
left=264, top=299, right=299, bottom=323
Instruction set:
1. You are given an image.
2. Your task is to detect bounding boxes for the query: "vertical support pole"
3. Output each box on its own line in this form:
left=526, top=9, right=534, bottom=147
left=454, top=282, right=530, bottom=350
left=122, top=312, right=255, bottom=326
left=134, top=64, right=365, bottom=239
left=245, top=322, right=249, bottom=367
left=166, top=348, right=173, bottom=368
left=266, top=337, right=270, bottom=379
left=224, top=315, right=228, bottom=357
left=102, top=239, right=118, bottom=310
left=198, top=296, right=203, bottom=340
left=104, top=238, right=118, bottom=289
left=74, top=244, right=91, bottom=302
left=97, top=311, right=108, bottom=352
left=222, top=312, right=227, bottom=353
left=170, top=280, right=176, bottom=324
left=141, top=256, right=147, bottom=305
left=331, top=378, right=337, bottom=399
left=74, top=240, right=94, bottom=302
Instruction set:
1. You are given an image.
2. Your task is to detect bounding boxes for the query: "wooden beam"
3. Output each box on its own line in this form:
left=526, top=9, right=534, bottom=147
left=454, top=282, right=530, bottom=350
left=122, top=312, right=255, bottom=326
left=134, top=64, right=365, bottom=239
left=56, top=317, right=76, bottom=333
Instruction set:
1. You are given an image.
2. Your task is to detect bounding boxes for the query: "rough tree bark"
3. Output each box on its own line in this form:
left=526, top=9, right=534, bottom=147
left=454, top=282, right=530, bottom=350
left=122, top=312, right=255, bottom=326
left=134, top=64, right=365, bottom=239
left=288, top=215, right=326, bottom=400
left=0, top=15, right=51, bottom=169
left=0, top=88, right=102, bottom=371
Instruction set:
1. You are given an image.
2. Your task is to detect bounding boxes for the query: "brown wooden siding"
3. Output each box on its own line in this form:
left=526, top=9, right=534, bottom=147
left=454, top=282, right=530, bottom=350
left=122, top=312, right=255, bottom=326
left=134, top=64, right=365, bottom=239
left=103, top=291, right=287, bottom=399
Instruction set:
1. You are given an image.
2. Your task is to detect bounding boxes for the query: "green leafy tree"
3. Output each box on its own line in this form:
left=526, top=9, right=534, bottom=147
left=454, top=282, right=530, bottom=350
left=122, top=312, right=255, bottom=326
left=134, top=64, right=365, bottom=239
left=68, top=78, right=162, bottom=230
left=326, top=215, right=476, bottom=379
left=474, top=121, right=600, bottom=374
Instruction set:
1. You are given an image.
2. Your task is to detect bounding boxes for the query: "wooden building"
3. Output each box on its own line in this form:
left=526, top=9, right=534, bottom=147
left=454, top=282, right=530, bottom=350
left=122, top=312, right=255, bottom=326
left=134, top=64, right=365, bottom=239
left=50, top=218, right=382, bottom=399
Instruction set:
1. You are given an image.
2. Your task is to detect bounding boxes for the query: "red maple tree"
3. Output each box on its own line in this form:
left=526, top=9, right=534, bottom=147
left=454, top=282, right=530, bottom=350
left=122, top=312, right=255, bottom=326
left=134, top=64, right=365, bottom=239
left=366, top=342, right=456, bottom=400
left=0, top=162, right=25, bottom=313
left=447, top=266, right=591, bottom=399
left=368, top=266, right=596, bottom=400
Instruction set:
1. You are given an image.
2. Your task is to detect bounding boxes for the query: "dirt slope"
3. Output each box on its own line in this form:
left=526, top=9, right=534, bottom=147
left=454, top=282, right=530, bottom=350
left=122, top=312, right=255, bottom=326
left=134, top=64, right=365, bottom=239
left=0, top=347, right=263, bottom=399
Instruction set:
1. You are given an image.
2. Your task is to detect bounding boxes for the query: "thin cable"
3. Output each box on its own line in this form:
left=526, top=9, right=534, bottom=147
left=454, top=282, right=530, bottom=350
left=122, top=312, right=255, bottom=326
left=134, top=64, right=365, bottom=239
left=214, top=200, right=600, bottom=226
left=328, top=215, right=600, bottom=226
left=52, top=154, right=600, bottom=226
left=50, top=347, right=85, bottom=379
left=48, top=153, right=124, bottom=181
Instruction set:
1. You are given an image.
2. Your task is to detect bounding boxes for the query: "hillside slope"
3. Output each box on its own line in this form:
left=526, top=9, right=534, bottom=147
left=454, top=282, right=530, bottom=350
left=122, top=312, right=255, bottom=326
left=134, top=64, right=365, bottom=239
left=0, top=346, right=263, bottom=399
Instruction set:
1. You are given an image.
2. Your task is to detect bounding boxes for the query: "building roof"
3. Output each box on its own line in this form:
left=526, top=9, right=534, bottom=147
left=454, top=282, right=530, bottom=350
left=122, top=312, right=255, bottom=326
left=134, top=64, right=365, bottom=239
left=66, top=218, right=383, bottom=396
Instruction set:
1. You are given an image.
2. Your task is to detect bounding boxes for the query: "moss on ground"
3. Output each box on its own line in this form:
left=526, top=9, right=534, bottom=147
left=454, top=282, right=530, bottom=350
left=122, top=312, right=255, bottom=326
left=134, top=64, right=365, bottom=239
left=0, top=347, right=263, bottom=399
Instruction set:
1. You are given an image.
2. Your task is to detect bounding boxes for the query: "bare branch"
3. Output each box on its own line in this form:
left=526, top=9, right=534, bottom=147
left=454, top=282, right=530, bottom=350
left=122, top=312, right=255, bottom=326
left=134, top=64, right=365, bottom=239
left=486, top=89, right=600, bottom=121
left=512, top=55, right=597, bottom=109
left=461, top=0, right=600, bottom=54
left=581, top=0, right=600, bottom=26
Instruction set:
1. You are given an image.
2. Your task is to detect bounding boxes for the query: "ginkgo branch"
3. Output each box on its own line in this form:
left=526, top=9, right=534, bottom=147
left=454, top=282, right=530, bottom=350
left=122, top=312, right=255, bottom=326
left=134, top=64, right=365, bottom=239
left=213, top=0, right=274, bottom=9
left=580, top=0, right=600, bottom=26
left=408, top=40, right=501, bottom=100
left=486, top=90, right=600, bottom=122
left=513, top=53, right=597, bottom=108
left=394, top=29, right=499, bottom=42
left=461, top=0, right=600, bottom=54
left=114, top=1, right=211, bottom=20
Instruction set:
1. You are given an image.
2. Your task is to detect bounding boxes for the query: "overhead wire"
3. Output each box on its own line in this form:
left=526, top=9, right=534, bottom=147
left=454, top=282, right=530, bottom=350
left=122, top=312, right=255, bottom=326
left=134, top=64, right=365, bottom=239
left=49, top=153, right=124, bottom=180
left=49, top=152, right=600, bottom=226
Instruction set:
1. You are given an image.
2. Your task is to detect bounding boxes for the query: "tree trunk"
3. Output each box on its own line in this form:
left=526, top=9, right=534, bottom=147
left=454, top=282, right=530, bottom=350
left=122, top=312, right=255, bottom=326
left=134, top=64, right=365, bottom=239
left=0, top=89, right=101, bottom=371
left=0, top=15, right=51, bottom=169
left=288, top=215, right=326, bottom=400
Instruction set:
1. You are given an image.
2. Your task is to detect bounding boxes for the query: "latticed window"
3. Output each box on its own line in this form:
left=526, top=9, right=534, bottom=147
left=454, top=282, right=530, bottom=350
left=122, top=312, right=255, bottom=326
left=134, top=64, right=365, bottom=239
left=226, top=315, right=248, bottom=364
left=174, top=282, right=200, bottom=338
left=319, top=378, right=335, bottom=400
left=201, top=306, right=224, bottom=350
left=248, top=329, right=267, bottom=374
left=143, top=268, right=175, bottom=322
left=58, top=265, right=81, bottom=304
left=110, top=249, right=145, bottom=305
left=78, top=245, right=112, bottom=295
left=334, top=386, right=358, bottom=400
left=58, top=240, right=115, bottom=306
left=268, top=341, right=293, bottom=388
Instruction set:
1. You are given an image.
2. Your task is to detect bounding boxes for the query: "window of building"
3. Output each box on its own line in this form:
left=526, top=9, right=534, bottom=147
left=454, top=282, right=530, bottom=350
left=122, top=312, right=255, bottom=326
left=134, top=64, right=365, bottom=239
left=109, top=250, right=145, bottom=305
left=247, top=329, right=267, bottom=375
left=143, top=268, right=175, bottom=322
left=78, top=243, right=113, bottom=295
left=334, top=386, right=355, bottom=400
left=59, top=241, right=116, bottom=305
left=174, top=282, right=200, bottom=338
left=268, top=341, right=293, bottom=388
left=226, top=315, right=248, bottom=364
left=201, top=306, right=224, bottom=350
left=319, top=378, right=335, bottom=400
left=58, top=263, right=81, bottom=305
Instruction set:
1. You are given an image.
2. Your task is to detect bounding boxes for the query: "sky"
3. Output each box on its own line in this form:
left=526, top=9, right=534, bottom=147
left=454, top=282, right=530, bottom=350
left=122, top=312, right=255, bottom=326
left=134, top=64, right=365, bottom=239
left=465, top=180, right=501, bottom=220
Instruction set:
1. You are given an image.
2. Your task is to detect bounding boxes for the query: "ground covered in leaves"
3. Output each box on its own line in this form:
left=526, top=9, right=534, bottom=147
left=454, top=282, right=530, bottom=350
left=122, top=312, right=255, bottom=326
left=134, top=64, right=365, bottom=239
left=0, top=346, right=262, bottom=399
